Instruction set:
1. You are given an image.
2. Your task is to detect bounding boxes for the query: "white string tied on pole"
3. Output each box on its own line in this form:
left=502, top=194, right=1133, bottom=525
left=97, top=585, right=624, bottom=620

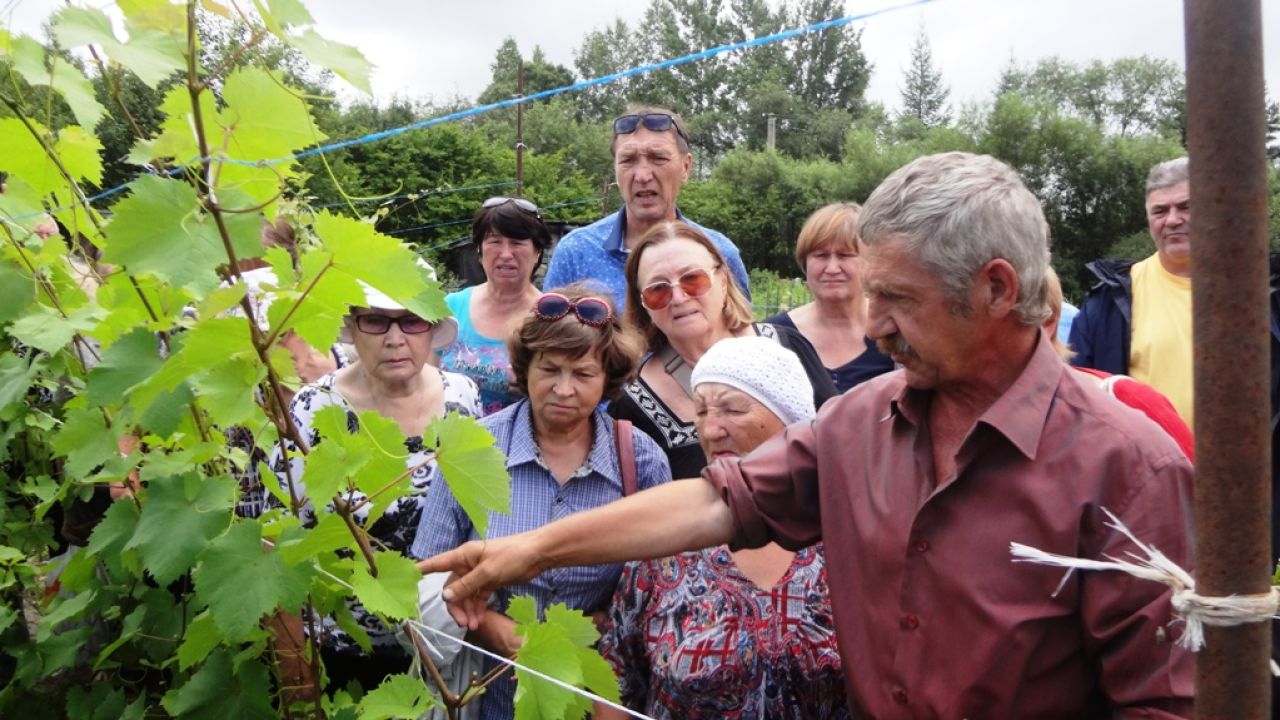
left=1009, top=507, right=1280, bottom=675
left=405, top=620, right=656, bottom=720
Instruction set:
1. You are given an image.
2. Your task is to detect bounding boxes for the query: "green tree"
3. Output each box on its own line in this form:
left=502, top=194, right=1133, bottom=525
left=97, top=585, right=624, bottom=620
left=899, top=25, right=949, bottom=129
left=477, top=38, right=576, bottom=106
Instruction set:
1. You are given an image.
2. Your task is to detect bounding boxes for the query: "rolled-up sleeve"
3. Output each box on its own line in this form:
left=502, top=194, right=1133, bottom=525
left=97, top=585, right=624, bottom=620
left=701, top=419, right=823, bottom=552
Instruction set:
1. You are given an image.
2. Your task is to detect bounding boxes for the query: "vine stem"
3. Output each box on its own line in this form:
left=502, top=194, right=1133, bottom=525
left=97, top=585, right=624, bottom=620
left=346, top=452, right=437, bottom=516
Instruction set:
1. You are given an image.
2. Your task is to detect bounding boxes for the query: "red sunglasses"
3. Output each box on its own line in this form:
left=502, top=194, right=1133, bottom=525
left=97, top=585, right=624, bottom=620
left=533, top=293, right=613, bottom=327
left=639, top=267, right=716, bottom=311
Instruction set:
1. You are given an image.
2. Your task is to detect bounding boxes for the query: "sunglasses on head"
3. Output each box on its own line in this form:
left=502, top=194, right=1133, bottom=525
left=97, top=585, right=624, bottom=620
left=533, top=293, right=614, bottom=328
left=640, top=267, right=717, bottom=311
left=613, top=113, right=690, bottom=144
left=482, top=196, right=541, bottom=217
left=353, top=313, right=436, bottom=335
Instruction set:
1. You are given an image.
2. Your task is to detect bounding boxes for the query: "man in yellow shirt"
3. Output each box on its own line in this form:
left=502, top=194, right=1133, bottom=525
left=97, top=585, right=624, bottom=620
left=1068, top=157, right=1194, bottom=429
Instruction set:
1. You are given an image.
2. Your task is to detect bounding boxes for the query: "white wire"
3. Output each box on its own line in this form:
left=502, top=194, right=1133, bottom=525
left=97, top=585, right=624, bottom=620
left=405, top=620, right=655, bottom=720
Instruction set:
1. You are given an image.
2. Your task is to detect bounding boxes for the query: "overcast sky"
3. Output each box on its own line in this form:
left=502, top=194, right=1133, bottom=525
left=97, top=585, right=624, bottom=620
left=5, top=0, right=1279, bottom=115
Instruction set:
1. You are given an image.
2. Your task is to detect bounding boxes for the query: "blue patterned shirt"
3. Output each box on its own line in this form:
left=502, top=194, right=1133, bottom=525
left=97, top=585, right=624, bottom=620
left=411, top=399, right=671, bottom=720
left=543, top=209, right=751, bottom=309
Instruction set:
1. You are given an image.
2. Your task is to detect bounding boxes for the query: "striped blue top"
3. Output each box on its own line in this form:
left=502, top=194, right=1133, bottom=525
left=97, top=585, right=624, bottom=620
left=410, top=399, right=671, bottom=720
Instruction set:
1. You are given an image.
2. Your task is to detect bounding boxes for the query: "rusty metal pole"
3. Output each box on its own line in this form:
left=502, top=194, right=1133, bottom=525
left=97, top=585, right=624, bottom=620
left=1185, top=0, right=1272, bottom=717
left=515, top=60, right=525, bottom=197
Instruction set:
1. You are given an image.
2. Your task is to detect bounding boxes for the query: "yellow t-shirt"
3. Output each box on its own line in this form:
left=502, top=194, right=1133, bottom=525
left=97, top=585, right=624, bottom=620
left=1128, top=254, right=1194, bottom=429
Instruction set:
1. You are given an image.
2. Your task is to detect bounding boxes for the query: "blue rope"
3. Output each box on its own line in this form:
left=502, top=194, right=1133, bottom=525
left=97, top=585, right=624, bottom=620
left=8, top=0, right=935, bottom=221
left=247, top=0, right=937, bottom=168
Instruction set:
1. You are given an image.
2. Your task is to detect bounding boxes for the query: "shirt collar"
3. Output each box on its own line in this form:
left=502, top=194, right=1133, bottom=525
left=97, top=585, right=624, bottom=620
left=888, top=330, right=1063, bottom=460
left=504, top=401, right=623, bottom=486
left=608, top=207, right=689, bottom=255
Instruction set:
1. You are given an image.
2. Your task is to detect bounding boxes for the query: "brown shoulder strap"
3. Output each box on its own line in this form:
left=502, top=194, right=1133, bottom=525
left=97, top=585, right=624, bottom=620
left=614, top=418, right=638, bottom=497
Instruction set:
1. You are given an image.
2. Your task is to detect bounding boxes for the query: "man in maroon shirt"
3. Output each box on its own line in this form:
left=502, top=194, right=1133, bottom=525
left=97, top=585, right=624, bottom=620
left=421, top=152, right=1195, bottom=719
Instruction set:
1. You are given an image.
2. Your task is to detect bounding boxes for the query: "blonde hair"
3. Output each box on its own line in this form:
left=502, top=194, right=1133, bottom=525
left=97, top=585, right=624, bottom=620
left=795, top=202, right=861, bottom=271
left=623, top=221, right=753, bottom=352
left=1042, top=266, right=1074, bottom=360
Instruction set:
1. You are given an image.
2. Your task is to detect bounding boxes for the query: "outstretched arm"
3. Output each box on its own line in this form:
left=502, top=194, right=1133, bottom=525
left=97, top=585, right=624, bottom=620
left=417, top=478, right=734, bottom=629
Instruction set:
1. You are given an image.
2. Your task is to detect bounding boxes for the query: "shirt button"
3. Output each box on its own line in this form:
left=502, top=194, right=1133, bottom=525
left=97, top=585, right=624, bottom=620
left=900, top=614, right=919, bottom=630
left=914, top=539, right=930, bottom=553
left=892, top=688, right=909, bottom=705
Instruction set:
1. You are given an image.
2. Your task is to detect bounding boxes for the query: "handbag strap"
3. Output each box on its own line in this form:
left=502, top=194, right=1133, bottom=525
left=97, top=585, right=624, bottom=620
left=656, top=344, right=695, bottom=399
left=614, top=418, right=638, bottom=497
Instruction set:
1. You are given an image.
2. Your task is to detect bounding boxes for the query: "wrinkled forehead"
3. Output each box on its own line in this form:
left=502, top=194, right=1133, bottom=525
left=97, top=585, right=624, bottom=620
left=1145, top=181, right=1190, bottom=208
left=613, top=126, right=684, bottom=156
left=694, top=382, right=759, bottom=408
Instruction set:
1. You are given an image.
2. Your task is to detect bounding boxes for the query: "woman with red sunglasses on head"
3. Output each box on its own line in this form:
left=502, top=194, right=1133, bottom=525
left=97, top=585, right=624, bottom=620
left=438, top=197, right=552, bottom=416
left=612, top=221, right=837, bottom=479
left=269, top=275, right=481, bottom=696
left=411, top=283, right=671, bottom=720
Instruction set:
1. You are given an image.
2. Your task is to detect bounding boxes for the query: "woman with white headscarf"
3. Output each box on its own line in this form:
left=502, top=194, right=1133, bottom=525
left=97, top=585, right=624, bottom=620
left=597, top=336, right=848, bottom=720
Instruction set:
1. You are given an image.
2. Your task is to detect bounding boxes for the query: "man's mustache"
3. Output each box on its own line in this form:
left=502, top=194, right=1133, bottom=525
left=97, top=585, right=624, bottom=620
left=877, top=334, right=919, bottom=361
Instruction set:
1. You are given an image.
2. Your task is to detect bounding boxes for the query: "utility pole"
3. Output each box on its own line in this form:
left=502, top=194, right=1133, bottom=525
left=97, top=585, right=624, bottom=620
left=515, top=59, right=525, bottom=197
left=765, top=113, right=777, bottom=151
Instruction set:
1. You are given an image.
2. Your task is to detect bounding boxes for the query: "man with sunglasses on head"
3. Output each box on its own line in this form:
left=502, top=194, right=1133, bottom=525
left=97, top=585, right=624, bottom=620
left=544, top=104, right=751, bottom=309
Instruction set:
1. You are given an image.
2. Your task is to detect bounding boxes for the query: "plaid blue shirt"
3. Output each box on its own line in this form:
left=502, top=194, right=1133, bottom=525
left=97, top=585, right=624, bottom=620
left=410, top=400, right=671, bottom=720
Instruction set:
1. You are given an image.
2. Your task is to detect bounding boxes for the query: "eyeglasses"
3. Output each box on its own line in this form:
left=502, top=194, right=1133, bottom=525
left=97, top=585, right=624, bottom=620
left=482, top=196, right=541, bottom=218
left=353, top=313, right=436, bottom=335
left=613, top=113, right=690, bottom=144
left=640, top=267, right=716, bottom=311
left=533, top=293, right=614, bottom=328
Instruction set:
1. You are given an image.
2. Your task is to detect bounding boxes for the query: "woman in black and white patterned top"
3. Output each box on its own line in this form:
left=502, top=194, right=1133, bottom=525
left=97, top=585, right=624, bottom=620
left=270, top=277, right=480, bottom=694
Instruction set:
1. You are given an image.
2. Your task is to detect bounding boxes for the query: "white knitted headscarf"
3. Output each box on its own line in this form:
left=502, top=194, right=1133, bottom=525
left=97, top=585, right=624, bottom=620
left=690, top=336, right=816, bottom=425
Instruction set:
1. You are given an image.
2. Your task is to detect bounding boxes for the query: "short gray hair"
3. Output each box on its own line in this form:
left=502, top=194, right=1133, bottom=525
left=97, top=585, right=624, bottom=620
left=1146, top=156, right=1189, bottom=195
left=857, top=152, right=1051, bottom=327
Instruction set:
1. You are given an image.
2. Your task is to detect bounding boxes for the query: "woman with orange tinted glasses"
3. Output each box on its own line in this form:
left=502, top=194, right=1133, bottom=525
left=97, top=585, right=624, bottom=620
left=611, top=221, right=836, bottom=479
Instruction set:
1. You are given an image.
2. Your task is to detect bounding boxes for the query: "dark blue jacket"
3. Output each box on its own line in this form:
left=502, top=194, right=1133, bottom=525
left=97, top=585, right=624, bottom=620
left=1067, top=258, right=1138, bottom=375
left=1071, top=255, right=1280, bottom=565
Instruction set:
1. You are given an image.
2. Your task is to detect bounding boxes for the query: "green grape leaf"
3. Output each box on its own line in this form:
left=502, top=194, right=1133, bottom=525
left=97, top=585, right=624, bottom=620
left=52, top=7, right=185, bottom=88
left=279, top=250, right=362, bottom=353
left=506, top=594, right=538, bottom=626
left=102, top=176, right=219, bottom=292
left=430, top=413, right=510, bottom=537
left=314, top=211, right=447, bottom=321
left=86, top=327, right=164, bottom=407
left=198, top=280, right=249, bottom=320
left=54, top=124, right=105, bottom=187
left=357, top=673, right=437, bottom=720
left=298, top=438, right=350, bottom=504
left=219, top=66, right=327, bottom=163
left=7, top=302, right=103, bottom=354
left=349, top=410, right=412, bottom=524
left=177, top=611, right=223, bottom=670
left=0, top=117, right=59, bottom=196
left=50, top=59, right=107, bottom=132
left=349, top=552, right=420, bottom=621
left=137, top=382, right=196, bottom=439
left=543, top=604, right=601, bottom=648
left=576, top=646, right=621, bottom=704
left=278, top=512, right=351, bottom=566
left=84, top=498, right=140, bottom=563
left=51, top=406, right=120, bottom=479
left=0, top=263, right=34, bottom=324
left=285, top=29, right=372, bottom=95
left=265, top=0, right=314, bottom=29
left=92, top=602, right=147, bottom=669
left=8, top=34, right=48, bottom=86
left=0, top=352, right=41, bottom=413
left=192, top=357, right=265, bottom=428
left=143, top=84, right=219, bottom=164
left=192, top=520, right=308, bottom=642
left=512, top=621, right=583, bottom=720
left=133, top=317, right=255, bottom=411
left=124, top=474, right=233, bottom=586
left=0, top=176, right=56, bottom=247
left=117, top=0, right=185, bottom=31
left=161, top=649, right=275, bottom=719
